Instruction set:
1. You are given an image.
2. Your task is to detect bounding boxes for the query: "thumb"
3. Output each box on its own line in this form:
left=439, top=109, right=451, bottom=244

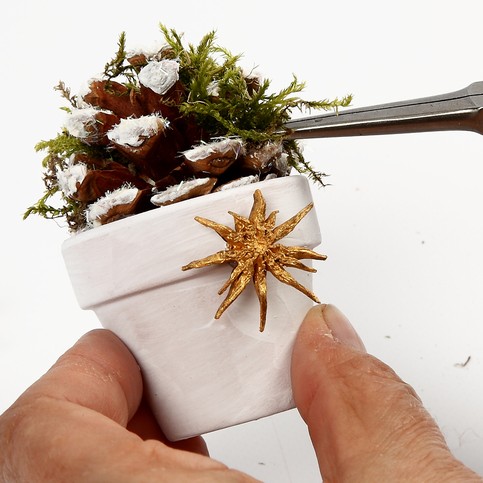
left=291, top=304, right=480, bottom=483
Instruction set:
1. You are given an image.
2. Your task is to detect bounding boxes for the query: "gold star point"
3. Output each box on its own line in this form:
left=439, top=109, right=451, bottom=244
left=182, top=189, right=326, bottom=332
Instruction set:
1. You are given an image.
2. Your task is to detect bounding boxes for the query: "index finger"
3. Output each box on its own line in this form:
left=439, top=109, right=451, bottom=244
left=17, top=329, right=143, bottom=427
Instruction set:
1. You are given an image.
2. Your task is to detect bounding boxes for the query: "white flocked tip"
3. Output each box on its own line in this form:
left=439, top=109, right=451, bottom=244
left=182, top=138, right=244, bottom=162
left=126, top=41, right=167, bottom=59
left=214, top=175, right=260, bottom=192
left=107, top=114, right=168, bottom=147
left=85, top=187, right=139, bottom=228
left=76, top=75, right=104, bottom=108
left=56, top=156, right=88, bottom=197
left=150, top=178, right=216, bottom=206
left=138, top=59, right=180, bottom=95
left=63, top=108, right=111, bottom=139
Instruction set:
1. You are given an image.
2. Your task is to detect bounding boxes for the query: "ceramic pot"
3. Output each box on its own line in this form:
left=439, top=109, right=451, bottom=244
left=62, top=175, right=321, bottom=441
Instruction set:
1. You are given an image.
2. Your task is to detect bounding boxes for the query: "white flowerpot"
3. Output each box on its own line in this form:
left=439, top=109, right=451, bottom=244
left=62, top=175, right=321, bottom=441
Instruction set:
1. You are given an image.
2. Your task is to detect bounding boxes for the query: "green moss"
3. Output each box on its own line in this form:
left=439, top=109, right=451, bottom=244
left=160, top=24, right=352, bottom=145
left=158, top=24, right=351, bottom=173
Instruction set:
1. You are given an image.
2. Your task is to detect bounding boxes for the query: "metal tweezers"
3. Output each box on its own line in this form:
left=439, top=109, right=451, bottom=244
left=284, top=81, right=483, bottom=139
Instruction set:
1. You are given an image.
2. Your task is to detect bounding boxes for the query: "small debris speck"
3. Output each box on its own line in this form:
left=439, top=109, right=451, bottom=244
left=454, top=356, right=471, bottom=368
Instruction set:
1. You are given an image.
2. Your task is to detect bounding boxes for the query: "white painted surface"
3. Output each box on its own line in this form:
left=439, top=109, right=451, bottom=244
left=1, top=1, right=483, bottom=481
left=62, top=176, right=321, bottom=440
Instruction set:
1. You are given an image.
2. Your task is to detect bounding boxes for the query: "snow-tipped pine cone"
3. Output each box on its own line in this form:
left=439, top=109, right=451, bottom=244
left=28, top=27, right=351, bottom=231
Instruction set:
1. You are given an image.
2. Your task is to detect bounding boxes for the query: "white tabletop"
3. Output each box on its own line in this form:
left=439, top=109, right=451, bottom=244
left=1, top=1, right=482, bottom=481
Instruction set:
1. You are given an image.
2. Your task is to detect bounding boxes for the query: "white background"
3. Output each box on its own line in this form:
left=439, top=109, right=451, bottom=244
left=1, top=1, right=483, bottom=481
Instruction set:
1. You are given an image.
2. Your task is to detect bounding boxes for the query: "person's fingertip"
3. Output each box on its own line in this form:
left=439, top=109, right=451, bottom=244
left=292, top=305, right=480, bottom=483
left=321, top=304, right=366, bottom=351
left=75, top=329, right=137, bottom=361
left=299, top=304, right=365, bottom=352
left=41, top=329, right=143, bottom=425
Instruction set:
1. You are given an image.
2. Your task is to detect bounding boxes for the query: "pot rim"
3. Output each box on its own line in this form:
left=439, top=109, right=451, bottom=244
left=62, top=175, right=321, bottom=309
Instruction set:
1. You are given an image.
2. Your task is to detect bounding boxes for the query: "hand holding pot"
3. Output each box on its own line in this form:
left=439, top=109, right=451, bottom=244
left=0, top=306, right=480, bottom=482
left=0, top=330, right=255, bottom=482
left=292, top=305, right=480, bottom=482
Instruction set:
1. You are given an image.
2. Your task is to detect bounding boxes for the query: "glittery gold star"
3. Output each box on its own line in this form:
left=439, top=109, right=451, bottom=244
left=182, top=189, right=327, bottom=331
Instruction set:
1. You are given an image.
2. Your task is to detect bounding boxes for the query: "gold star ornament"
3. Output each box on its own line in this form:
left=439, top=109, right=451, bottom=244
left=182, top=189, right=327, bottom=332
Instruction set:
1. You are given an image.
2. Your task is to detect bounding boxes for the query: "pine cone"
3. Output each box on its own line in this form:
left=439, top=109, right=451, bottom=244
left=57, top=56, right=288, bottom=230
left=29, top=27, right=349, bottom=231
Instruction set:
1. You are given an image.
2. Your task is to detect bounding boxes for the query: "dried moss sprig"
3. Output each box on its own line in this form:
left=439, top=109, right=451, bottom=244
left=281, top=138, right=329, bottom=186
left=159, top=26, right=241, bottom=87
left=103, top=31, right=138, bottom=86
left=24, top=133, right=102, bottom=228
left=54, top=81, right=78, bottom=109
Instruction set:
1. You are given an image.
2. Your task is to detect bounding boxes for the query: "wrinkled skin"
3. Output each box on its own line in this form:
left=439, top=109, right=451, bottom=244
left=0, top=306, right=481, bottom=482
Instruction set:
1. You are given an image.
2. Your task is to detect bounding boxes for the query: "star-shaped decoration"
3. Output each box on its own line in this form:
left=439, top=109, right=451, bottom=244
left=182, top=189, right=326, bottom=332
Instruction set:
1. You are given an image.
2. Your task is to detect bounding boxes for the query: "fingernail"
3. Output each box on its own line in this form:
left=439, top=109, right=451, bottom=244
left=319, top=304, right=366, bottom=351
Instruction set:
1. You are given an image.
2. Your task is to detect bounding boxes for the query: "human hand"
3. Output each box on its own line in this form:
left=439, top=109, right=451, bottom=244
left=1, top=307, right=481, bottom=483
left=0, top=330, right=258, bottom=482
left=291, top=304, right=482, bottom=482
